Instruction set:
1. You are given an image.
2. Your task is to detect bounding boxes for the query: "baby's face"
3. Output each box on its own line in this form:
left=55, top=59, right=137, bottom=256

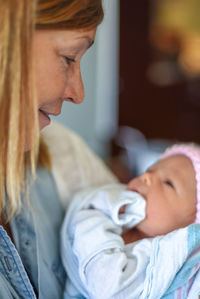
left=127, top=155, right=196, bottom=237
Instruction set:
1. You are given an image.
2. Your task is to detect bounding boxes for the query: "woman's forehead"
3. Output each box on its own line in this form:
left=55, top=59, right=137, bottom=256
left=33, top=28, right=96, bottom=53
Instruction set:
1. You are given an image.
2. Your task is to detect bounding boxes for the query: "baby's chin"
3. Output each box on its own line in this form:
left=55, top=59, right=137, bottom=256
left=136, top=221, right=165, bottom=238
left=136, top=222, right=183, bottom=238
left=133, top=223, right=151, bottom=240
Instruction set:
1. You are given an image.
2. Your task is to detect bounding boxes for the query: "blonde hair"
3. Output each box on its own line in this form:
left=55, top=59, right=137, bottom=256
left=0, top=0, right=103, bottom=220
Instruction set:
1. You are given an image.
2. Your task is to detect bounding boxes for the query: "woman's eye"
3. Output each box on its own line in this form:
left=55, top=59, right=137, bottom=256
left=64, top=56, right=75, bottom=66
left=165, top=180, right=174, bottom=188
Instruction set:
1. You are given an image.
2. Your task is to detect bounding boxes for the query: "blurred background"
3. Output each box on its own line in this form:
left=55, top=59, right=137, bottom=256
left=53, top=0, right=200, bottom=183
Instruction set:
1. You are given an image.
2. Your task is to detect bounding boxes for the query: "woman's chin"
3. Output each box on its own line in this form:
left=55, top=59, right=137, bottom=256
left=38, top=110, right=51, bottom=130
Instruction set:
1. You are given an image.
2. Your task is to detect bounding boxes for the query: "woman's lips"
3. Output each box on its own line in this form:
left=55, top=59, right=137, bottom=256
left=38, top=109, right=51, bottom=129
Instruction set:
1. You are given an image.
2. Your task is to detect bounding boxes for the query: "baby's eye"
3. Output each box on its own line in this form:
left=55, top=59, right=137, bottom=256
left=165, top=180, right=174, bottom=188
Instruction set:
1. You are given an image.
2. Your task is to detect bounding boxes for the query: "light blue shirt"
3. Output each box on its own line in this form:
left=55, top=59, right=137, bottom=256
left=0, top=167, right=66, bottom=298
left=0, top=122, right=118, bottom=298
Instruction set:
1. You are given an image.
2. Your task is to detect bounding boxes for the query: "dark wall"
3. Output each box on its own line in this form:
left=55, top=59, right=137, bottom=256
left=119, top=0, right=200, bottom=143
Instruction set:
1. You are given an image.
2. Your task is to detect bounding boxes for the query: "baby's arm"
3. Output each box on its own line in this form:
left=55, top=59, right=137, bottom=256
left=70, top=209, right=150, bottom=299
left=61, top=184, right=148, bottom=299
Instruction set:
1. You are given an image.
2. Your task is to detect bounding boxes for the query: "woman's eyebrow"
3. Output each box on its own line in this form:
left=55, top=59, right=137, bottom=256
left=88, top=39, right=94, bottom=48
left=76, top=36, right=94, bottom=49
left=85, top=36, right=94, bottom=48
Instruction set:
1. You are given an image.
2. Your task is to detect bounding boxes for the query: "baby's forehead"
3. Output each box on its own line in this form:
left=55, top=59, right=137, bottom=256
left=149, top=154, right=194, bottom=176
left=149, top=154, right=196, bottom=190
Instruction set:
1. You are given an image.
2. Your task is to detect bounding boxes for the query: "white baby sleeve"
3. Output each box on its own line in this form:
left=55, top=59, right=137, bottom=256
left=62, top=184, right=149, bottom=299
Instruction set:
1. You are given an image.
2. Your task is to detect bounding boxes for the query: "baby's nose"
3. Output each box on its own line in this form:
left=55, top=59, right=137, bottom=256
left=140, top=172, right=152, bottom=186
left=127, top=172, right=152, bottom=196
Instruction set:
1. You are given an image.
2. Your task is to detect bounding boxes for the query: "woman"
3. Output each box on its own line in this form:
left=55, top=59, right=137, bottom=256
left=0, top=1, right=116, bottom=298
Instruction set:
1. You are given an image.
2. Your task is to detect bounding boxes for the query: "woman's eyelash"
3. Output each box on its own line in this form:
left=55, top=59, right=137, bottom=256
left=64, top=56, right=75, bottom=65
left=165, top=180, right=174, bottom=188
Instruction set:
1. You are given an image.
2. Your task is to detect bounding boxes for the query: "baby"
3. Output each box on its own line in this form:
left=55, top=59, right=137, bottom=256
left=61, top=144, right=200, bottom=299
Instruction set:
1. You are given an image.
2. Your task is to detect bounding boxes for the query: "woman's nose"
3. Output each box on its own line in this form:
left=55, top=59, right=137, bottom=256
left=63, top=66, right=85, bottom=104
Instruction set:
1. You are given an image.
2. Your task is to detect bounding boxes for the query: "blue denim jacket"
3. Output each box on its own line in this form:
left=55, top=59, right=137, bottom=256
left=0, top=168, right=66, bottom=298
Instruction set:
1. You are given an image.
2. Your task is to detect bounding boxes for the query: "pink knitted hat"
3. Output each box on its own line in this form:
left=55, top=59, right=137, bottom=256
left=161, top=144, right=200, bottom=224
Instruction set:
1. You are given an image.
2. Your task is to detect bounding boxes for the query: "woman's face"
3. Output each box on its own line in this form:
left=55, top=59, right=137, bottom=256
left=32, top=28, right=96, bottom=130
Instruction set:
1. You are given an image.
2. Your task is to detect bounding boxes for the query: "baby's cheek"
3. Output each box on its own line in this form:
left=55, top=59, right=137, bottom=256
left=182, top=209, right=196, bottom=226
